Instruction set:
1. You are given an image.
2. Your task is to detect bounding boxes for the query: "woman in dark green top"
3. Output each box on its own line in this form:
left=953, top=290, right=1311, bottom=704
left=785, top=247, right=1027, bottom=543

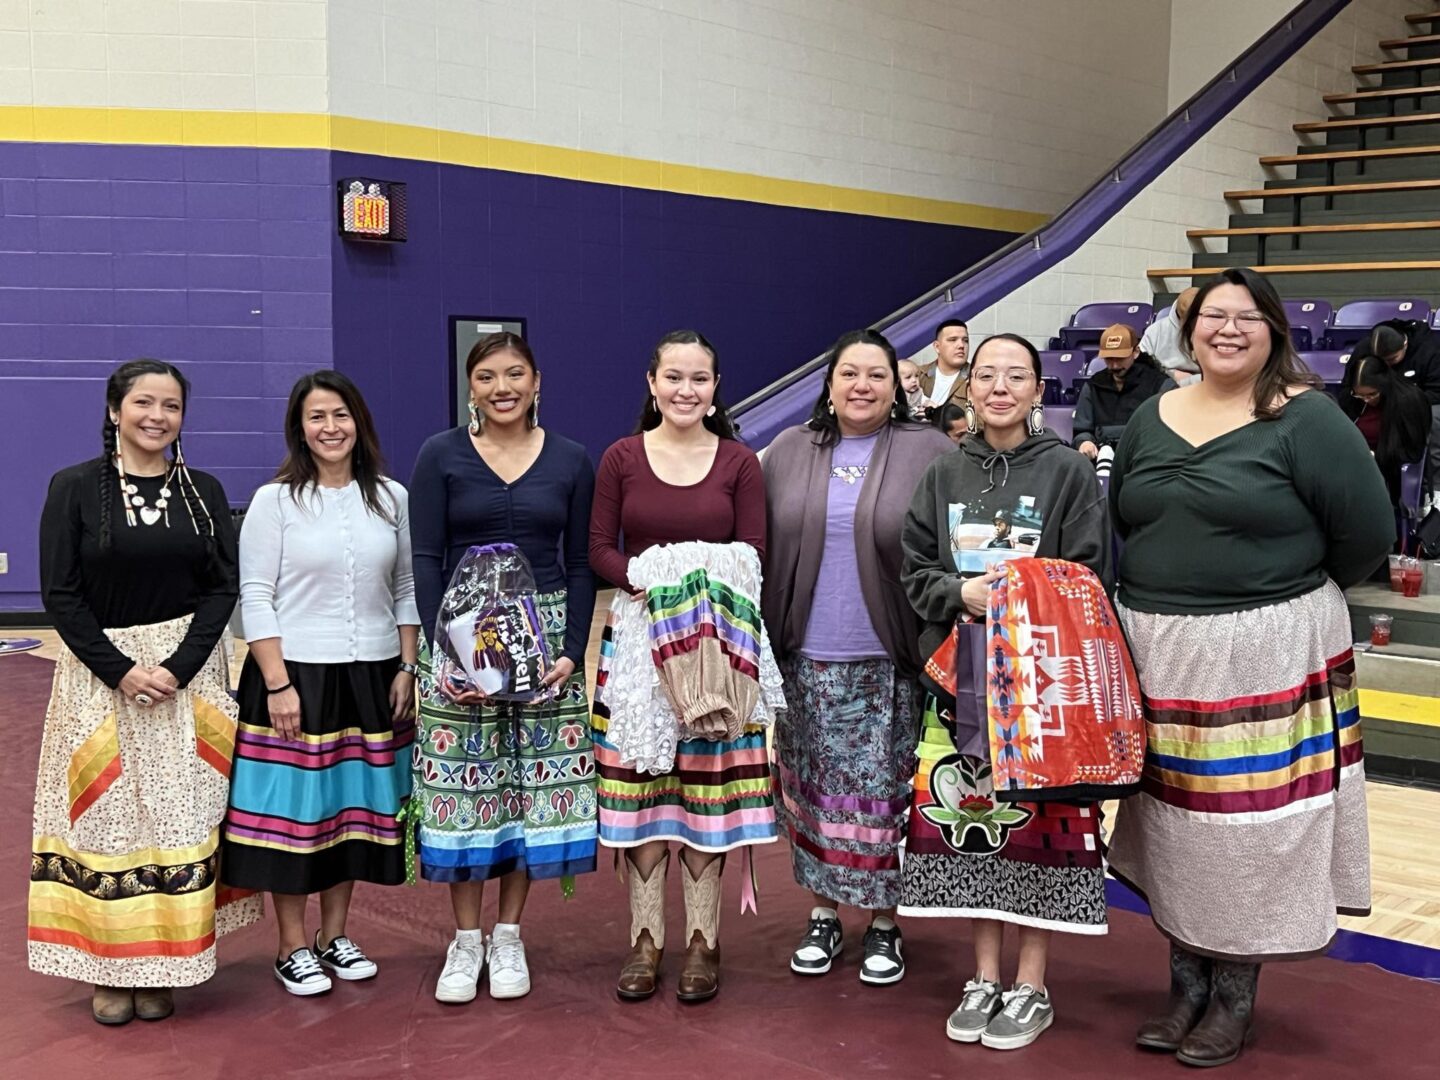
left=1106, top=269, right=1393, bottom=1068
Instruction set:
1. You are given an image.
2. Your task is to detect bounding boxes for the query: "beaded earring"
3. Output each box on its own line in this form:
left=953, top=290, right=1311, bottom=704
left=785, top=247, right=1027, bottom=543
left=1027, top=402, right=1046, bottom=437
left=468, top=401, right=482, bottom=435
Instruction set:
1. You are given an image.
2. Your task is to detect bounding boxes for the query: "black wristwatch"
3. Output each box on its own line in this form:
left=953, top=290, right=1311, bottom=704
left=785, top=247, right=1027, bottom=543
left=398, top=661, right=419, bottom=676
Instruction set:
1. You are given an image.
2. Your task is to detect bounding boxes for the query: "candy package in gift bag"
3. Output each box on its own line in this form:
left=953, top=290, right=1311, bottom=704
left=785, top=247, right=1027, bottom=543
left=433, top=543, right=552, bottom=703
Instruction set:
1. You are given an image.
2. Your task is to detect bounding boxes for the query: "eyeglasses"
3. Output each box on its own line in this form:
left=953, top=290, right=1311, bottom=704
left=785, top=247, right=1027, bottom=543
left=970, top=369, right=1036, bottom=389
left=1196, top=310, right=1267, bottom=334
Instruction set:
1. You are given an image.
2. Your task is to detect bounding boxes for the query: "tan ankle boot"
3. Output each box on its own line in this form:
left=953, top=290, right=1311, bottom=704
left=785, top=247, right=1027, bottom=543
left=677, top=857, right=722, bottom=1003
left=617, top=851, right=668, bottom=1000
left=92, top=985, right=134, bottom=1026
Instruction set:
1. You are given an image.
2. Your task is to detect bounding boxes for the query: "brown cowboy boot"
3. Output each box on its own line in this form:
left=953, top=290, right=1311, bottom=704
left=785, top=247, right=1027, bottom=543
left=1136, top=944, right=1212, bottom=1051
left=676, top=857, right=722, bottom=1003
left=134, top=987, right=175, bottom=1021
left=92, top=985, right=134, bottom=1026
left=1176, top=960, right=1260, bottom=1068
left=616, top=851, right=668, bottom=1000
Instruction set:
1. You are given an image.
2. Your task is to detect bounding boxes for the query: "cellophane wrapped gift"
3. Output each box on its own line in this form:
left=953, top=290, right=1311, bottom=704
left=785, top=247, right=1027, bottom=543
left=432, top=543, right=552, bottom=703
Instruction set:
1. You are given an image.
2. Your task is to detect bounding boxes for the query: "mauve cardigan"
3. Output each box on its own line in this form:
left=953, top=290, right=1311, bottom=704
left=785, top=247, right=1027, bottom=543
left=761, top=421, right=955, bottom=678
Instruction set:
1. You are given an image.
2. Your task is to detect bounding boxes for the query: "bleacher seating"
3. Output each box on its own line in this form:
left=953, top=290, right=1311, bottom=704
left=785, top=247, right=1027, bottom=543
left=1431, top=309, right=1440, bottom=331
left=1052, top=302, right=1153, bottom=350
left=1283, top=300, right=1332, bottom=352
left=1328, top=299, right=1433, bottom=349
left=1043, top=406, right=1074, bottom=444
left=1038, top=350, right=1088, bottom=397
left=1299, top=350, right=1351, bottom=384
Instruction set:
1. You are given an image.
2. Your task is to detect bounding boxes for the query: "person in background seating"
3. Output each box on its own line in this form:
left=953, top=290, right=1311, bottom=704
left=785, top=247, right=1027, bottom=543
left=1139, top=287, right=1200, bottom=383
left=1073, top=325, right=1175, bottom=461
left=898, top=360, right=930, bottom=417
left=931, top=401, right=968, bottom=445
left=1348, top=354, right=1431, bottom=509
left=919, top=320, right=970, bottom=410
left=1107, top=267, right=1392, bottom=1068
left=1339, top=321, right=1440, bottom=502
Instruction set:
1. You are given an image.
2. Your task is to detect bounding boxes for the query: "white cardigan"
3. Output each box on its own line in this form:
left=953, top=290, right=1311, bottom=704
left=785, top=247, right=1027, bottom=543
left=239, top=479, right=421, bottom=663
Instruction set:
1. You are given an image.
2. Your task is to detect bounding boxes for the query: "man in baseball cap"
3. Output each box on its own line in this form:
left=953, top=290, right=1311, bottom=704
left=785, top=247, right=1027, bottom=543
left=1072, top=324, right=1175, bottom=460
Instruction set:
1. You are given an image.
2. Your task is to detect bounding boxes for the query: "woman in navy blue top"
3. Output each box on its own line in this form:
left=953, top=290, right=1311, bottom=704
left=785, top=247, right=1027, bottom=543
left=408, top=332, right=597, bottom=1005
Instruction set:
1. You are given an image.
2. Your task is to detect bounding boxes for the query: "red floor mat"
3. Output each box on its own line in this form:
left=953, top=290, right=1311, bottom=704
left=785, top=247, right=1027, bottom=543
left=2, top=653, right=1435, bottom=1078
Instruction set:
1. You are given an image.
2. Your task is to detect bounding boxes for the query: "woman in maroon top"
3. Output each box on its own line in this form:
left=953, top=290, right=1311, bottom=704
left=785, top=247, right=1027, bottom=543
left=589, top=329, right=774, bottom=1004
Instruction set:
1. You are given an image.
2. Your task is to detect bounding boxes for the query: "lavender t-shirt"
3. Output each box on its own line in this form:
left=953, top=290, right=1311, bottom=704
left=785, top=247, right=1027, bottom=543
left=798, top=432, right=888, bottom=662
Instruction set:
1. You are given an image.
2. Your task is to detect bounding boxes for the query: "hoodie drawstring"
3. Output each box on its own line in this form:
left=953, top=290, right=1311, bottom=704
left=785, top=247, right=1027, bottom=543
left=979, top=449, right=1011, bottom=493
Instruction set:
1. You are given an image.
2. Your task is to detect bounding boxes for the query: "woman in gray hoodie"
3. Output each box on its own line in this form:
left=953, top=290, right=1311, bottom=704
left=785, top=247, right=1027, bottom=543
left=899, top=333, right=1111, bottom=1052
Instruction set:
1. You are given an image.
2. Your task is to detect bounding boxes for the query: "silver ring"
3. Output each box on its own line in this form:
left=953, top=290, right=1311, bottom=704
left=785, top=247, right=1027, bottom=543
left=135, top=693, right=154, bottom=707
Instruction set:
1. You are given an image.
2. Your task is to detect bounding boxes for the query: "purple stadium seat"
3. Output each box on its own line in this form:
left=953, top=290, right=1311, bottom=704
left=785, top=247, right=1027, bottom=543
left=1283, top=300, right=1332, bottom=352
left=1398, top=456, right=1425, bottom=524
left=1431, top=309, right=1440, bottom=331
left=1300, top=350, right=1351, bottom=384
left=1039, top=350, right=1088, bottom=389
left=1044, top=405, right=1074, bottom=444
left=1056, top=302, right=1154, bottom=350
left=1042, top=376, right=1064, bottom=405
left=1328, top=299, right=1432, bottom=349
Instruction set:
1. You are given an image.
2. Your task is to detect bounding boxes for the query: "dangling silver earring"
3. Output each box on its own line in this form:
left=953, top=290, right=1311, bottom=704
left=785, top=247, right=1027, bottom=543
left=467, top=401, right=482, bottom=435
left=529, top=392, right=540, bottom=430
left=652, top=396, right=660, bottom=414
left=826, top=399, right=836, bottom=415
left=1027, top=401, right=1046, bottom=437
left=964, top=399, right=982, bottom=434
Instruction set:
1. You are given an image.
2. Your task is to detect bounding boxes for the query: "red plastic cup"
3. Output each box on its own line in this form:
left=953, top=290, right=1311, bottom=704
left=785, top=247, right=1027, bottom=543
left=1402, top=567, right=1423, bottom=598
left=1369, top=613, right=1393, bottom=647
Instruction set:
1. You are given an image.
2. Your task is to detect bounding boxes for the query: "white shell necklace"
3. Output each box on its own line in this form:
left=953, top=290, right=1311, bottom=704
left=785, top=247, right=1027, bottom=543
left=114, top=453, right=175, bottom=528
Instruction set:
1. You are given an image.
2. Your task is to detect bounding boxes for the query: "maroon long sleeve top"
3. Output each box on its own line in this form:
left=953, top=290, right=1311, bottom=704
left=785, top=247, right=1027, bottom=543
left=588, top=434, right=767, bottom=592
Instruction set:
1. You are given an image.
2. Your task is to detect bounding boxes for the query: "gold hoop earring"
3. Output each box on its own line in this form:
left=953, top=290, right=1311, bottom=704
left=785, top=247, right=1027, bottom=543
left=467, top=401, right=482, bottom=435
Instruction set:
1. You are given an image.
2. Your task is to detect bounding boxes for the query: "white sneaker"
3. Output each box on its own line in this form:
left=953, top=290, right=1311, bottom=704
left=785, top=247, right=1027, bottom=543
left=435, top=930, right=485, bottom=1004
left=487, top=925, right=531, bottom=999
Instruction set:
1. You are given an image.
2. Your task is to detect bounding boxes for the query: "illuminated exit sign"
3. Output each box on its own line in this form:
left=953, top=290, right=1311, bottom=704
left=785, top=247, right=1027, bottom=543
left=336, top=178, right=407, bottom=243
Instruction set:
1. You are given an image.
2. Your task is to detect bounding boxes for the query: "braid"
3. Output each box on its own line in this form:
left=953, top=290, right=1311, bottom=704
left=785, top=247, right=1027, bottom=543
left=99, top=418, right=118, bottom=552
left=172, top=434, right=218, bottom=573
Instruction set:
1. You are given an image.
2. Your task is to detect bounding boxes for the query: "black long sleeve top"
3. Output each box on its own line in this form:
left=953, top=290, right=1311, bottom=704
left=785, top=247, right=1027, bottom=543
left=38, top=458, right=238, bottom=688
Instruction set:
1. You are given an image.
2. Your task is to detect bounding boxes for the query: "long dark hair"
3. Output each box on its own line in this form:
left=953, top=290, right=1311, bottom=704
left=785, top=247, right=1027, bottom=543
left=98, top=359, right=216, bottom=566
left=466, top=332, right=540, bottom=430
left=1354, top=354, right=1431, bottom=473
left=1179, top=268, right=1319, bottom=420
left=276, top=370, right=395, bottom=522
left=634, top=329, right=737, bottom=439
left=806, top=329, right=912, bottom=447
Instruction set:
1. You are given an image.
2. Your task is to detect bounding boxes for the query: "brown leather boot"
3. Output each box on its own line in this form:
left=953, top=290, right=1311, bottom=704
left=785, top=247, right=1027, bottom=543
left=616, top=852, right=668, bottom=1001
left=1136, top=944, right=1212, bottom=1051
left=676, top=857, right=722, bottom=1003
left=134, top=987, right=175, bottom=1021
left=1176, top=961, right=1260, bottom=1068
left=92, top=985, right=134, bottom=1026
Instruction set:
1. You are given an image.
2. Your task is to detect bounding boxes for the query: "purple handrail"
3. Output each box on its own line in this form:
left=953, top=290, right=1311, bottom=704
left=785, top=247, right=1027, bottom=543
left=733, top=0, right=1351, bottom=449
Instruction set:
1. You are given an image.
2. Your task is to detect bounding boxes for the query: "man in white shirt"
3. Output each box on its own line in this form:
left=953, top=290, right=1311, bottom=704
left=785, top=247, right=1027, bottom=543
left=1139, top=286, right=1200, bottom=383
left=919, top=319, right=969, bottom=409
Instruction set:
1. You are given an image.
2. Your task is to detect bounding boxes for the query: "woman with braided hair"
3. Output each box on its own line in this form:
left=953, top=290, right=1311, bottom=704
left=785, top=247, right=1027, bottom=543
left=29, top=359, right=260, bottom=1025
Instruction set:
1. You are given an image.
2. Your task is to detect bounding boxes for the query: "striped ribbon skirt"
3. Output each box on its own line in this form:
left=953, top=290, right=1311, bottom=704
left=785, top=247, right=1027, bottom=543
left=592, top=610, right=777, bottom=853
left=221, top=655, right=412, bottom=893
left=29, top=616, right=262, bottom=988
left=1108, top=581, right=1371, bottom=961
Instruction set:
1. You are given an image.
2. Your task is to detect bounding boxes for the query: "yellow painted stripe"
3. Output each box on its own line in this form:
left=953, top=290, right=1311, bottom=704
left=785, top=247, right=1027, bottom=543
left=33, top=828, right=220, bottom=872
left=1360, top=689, right=1440, bottom=728
left=0, top=105, right=1047, bottom=233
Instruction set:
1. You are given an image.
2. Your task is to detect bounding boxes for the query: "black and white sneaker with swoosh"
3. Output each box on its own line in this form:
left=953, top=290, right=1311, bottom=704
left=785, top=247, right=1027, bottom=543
left=790, top=911, right=843, bottom=975
left=981, top=983, right=1054, bottom=1049
left=858, top=921, right=905, bottom=985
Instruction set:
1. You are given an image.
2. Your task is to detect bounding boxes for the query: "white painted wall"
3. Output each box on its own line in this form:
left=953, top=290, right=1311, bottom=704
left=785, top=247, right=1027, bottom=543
left=959, top=0, right=1418, bottom=353
left=0, top=0, right=330, bottom=112
left=327, top=0, right=1174, bottom=216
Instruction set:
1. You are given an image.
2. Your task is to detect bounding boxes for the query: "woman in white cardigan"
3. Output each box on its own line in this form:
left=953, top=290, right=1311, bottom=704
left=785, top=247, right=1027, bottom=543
left=221, top=371, right=420, bottom=997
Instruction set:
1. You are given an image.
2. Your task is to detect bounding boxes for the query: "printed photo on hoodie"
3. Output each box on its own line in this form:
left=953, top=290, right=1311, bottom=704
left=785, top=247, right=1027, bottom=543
left=948, top=497, right=1043, bottom=574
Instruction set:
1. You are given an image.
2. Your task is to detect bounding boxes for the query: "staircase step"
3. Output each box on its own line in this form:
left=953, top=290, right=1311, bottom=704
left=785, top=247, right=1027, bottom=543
left=1406, top=11, right=1440, bottom=24
left=1225, top=177, right=1440, bottom=199
left=1189, top=220, right=1440, bottom=238
left=1262, top=144, right=1440, bottom=165
left=1296, top=110, right=1440, bottom=133
left=1325, top=85, right=1440, bottom=105
left=1149, top=260, right=1440, bottom=279
left=1354, top=56, right=1440, bottom=74
left=1348, top=584, right=1440, bottom=649
left=1381, top=33, right=1440, bottom=48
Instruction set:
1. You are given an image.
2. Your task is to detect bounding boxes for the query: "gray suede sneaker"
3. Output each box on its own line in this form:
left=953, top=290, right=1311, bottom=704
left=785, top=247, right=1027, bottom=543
left=946, top=975, right=1004, bottom=1043
left=981, top=983, right=1054, bottom=1050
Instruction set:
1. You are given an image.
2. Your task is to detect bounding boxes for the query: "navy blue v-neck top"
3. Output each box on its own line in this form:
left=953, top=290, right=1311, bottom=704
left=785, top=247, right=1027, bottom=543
left=408, top=426, right=596, bottom=663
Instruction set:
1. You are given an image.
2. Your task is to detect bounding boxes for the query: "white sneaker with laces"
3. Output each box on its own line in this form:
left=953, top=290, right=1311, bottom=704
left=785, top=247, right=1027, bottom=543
left=487, top=924, right=531, bottom=1000
left=435, top=930, right=485, bottom=1004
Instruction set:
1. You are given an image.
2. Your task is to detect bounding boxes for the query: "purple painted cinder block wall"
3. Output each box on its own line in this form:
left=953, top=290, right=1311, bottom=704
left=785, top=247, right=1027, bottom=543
left=0, top=143, right=334, bottom=611
left=328, top=151, right=1015, bottom=488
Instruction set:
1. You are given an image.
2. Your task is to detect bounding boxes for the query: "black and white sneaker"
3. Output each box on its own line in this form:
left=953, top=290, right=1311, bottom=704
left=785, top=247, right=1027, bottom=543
left=314, top=932, right=378, bottom=981
left=790, top=909, right=843, bottom=975
left=859, top=920, right=905, bottom=985
left=275, top=948, right=333, bottom=996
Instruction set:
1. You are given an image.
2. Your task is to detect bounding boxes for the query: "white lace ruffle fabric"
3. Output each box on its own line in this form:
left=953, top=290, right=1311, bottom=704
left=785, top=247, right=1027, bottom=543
left=604, top=541, right=784, bottom=776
